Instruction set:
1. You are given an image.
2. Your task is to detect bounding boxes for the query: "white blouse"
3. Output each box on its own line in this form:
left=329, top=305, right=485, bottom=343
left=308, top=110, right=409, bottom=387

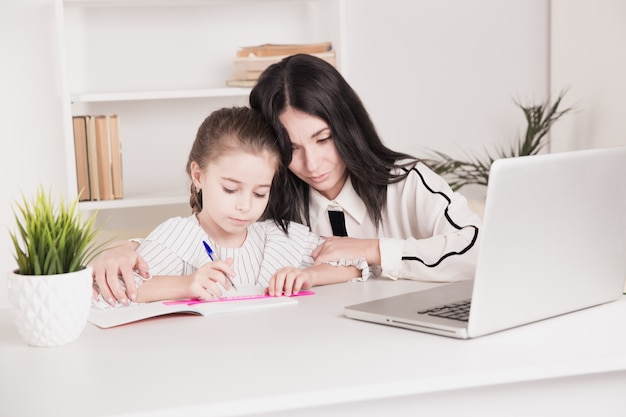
left=308, top=161, right=482, bottom=282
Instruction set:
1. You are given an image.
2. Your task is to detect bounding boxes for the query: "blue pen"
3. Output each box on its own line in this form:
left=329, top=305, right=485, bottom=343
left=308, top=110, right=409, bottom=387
left=203, top=240, right=237, bottom=291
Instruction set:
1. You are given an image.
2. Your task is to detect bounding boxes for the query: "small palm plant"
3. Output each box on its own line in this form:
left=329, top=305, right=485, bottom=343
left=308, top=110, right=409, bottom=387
left=9, top=186, right=100, bottom=275
left=425, top=90, right=574, bottom=191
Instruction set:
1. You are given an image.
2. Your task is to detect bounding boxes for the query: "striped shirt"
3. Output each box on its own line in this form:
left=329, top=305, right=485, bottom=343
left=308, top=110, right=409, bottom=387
left=134, top=216, right=321, bottom=288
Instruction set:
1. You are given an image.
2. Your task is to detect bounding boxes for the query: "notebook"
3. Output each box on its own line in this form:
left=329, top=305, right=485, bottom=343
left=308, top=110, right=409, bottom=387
left=90, top=286, right=315, bottom=329
left=344, top=146, right=626, bottom=339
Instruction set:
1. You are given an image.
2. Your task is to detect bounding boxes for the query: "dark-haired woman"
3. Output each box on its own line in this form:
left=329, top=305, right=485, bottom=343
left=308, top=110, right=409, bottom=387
left=252, top=53, right=481, bottom=287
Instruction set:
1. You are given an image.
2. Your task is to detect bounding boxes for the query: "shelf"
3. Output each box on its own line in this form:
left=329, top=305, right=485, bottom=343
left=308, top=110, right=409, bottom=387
left=63, top=0, right=311, bottom=7
left=79, top=194, right=188, bottom=211
left=60, top=0, right=343, bottom=230
left=71, top=88, right=251, bottom=103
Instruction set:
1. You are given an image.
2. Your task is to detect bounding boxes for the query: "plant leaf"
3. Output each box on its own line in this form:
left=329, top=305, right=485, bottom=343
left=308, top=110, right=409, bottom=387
left=422, top=90, right=573, bottom=191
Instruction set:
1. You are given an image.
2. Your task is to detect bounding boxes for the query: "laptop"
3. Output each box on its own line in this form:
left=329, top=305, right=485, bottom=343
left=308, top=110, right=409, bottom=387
left=345, top=146, right=626, bottom=339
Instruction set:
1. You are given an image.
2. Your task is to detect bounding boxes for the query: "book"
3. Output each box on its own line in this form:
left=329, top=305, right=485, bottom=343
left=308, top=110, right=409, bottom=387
left=108, top=114, right=124, bottom=199
left=71, top=116, right=91, bottom=201
left=85, top=116, right=100, bottom=201
left=227, top=50, right=336, bottom=87
left=226, top=79, right=257, bottom=88
left=236, top=41, right=332, bottom=57
left=227, top=69, right=264, bottom=82
left=89, top=290, right=315, bottom=328
left=94, top=115, right=114, bottom=200
left=231, top=50, right=336, bottom=73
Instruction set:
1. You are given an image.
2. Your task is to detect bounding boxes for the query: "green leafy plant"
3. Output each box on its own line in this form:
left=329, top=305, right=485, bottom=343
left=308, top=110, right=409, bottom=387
left=9, top=186, right=102, bottom=275
left=425, top=90, right=574, bottom=191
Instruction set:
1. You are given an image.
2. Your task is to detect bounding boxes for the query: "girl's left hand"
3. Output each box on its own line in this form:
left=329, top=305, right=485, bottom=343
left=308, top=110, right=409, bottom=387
left=267, top=266, right=314, bottom=297
left=312, top=237, right=381, bottom=266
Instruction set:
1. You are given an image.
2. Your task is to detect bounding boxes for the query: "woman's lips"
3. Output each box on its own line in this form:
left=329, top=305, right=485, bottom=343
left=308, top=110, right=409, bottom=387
left=308, top=172, right=329, bottom=183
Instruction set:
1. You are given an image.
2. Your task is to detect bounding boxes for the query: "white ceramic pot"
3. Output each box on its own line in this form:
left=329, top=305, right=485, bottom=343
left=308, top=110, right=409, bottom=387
left=6, top=267, right=93, bottom=347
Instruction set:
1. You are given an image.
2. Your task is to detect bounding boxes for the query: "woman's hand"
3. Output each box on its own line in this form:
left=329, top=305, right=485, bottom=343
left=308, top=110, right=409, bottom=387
left=91, top=240, right=148, bottom=306
left=312, top=237, right=381, bottom=265
left=267, top=266, right=314, bottom=297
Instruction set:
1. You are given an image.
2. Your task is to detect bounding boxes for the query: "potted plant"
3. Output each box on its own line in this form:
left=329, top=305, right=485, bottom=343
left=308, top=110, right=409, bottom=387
left=7, top=186, right=100, bottom=347
left=424, top=90, right=574, bottom=191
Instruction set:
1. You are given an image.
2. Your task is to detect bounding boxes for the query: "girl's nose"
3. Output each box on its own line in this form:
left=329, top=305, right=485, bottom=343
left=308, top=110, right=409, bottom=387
left=236, top=197, right=251, bottom=213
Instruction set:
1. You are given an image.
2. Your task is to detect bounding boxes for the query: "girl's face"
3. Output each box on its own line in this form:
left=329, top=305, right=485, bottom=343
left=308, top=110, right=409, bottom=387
left=279, top=107, right=348, bottom=200
left=191, top=150, right=277, bottom=246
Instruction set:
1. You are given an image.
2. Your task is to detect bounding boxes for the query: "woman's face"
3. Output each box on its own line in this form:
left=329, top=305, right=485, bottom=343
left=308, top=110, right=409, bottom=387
left=279, top=107, right=348, bottom=200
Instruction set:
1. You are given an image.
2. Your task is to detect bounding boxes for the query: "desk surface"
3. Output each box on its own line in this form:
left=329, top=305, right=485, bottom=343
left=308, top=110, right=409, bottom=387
left=1, top=278, right=625, bottom=417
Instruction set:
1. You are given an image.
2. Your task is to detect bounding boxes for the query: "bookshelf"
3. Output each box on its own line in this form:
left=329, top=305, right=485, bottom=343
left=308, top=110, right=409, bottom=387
left=56, top=0, right=343, bottom=222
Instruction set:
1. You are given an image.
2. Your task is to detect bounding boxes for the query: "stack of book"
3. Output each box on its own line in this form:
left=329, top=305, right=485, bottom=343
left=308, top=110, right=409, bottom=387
left=226, top=41, right=336, bottom=87
left=72, top=114, right=123, bottom=201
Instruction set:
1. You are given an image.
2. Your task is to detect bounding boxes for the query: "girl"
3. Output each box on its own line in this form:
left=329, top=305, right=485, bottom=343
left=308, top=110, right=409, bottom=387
left=93, top=107, right=365, bottom=306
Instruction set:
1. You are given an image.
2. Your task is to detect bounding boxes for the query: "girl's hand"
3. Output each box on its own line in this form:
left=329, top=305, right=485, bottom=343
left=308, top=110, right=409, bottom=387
left=267, top=266, right=314, bottom=297
left=312, top=237, right=381, bottom=265
left=183, top=259, right=236, bottom=300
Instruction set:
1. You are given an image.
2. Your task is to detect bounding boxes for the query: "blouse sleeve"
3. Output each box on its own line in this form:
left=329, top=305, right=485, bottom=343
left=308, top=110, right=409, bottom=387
left=378, top=163, right=481, bottom=283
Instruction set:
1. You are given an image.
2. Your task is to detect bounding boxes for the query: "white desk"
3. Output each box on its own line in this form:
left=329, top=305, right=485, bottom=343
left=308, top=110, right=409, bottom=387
left=1, top=278, right=625, bottom=417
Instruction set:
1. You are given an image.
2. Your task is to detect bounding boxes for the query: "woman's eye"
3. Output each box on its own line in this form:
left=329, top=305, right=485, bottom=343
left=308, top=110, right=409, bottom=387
left=317, top=136, right=332, bottom=144
left=254, top=193, right=267, bottom=199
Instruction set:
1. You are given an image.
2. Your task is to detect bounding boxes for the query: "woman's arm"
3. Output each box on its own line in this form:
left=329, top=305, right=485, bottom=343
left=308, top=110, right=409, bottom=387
left=313, top=237, right=381, bottom=265
left=91, top=239, right=147, bottom=306
left=379, top=164, right=481, bottom=282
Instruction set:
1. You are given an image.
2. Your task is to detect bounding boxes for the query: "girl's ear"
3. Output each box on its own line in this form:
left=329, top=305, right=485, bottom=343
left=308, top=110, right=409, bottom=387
left=190, top=161, right=203, bottom=188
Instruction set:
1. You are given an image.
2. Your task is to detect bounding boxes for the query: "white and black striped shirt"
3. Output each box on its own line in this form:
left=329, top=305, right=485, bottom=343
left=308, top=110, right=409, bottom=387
left=135, top=216, right=321, bottom=288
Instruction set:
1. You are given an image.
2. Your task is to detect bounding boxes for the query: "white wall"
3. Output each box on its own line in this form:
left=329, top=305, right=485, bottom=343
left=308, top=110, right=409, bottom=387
left=343, top=0, right=550, bottom=201
left=0, top=0, right=624, bottom=308
left=0, top=0, right=68, bottom=308
left=550, top=0, right=626, bottom=152
left=344, top=0, right=550, bottom=154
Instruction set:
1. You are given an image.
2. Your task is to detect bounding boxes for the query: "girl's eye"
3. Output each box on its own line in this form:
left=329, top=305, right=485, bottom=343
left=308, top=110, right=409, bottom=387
left=223, top=187, right=236, bottom=194
left=254, top=193, right=267, bottom=199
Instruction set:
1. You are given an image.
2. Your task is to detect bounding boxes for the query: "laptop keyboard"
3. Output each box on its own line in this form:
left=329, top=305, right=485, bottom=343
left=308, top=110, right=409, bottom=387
left=418, top=299, right=471, bottom=322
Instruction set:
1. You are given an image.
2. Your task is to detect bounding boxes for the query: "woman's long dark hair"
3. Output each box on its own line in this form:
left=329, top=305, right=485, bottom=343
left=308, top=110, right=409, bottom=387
left=250, top=54, right=418, bottom=229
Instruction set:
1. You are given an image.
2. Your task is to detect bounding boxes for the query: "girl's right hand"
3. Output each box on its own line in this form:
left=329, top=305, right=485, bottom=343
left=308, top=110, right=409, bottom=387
left=183, top=259, right=236, bottom=300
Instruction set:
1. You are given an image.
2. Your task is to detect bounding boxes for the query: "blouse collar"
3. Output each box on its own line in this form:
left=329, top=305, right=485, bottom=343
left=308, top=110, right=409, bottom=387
left=309, top=176, right=368, bottom=228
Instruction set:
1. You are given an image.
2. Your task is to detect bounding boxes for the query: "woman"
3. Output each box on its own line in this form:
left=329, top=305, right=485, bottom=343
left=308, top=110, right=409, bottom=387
left=92, top=54, right=481, bottom=304
left=251, top=53, right=480, bottom=286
